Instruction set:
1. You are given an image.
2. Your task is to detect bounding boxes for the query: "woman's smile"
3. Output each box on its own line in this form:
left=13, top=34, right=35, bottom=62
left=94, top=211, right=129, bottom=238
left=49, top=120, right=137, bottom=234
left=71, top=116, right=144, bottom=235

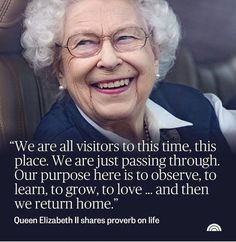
left=91, top=77, right=134, bottom=95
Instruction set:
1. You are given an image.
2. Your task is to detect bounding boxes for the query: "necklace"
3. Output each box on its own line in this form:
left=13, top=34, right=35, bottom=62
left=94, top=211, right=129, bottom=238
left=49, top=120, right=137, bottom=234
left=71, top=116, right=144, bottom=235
left=144, top=120, right=151, bottom=143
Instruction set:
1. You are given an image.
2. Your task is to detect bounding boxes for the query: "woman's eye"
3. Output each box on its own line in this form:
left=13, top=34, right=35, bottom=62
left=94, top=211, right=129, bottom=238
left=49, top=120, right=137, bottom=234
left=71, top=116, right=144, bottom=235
left=73, top=40, right=96, bottom=49
left=116, top=35, right=136, bottom=43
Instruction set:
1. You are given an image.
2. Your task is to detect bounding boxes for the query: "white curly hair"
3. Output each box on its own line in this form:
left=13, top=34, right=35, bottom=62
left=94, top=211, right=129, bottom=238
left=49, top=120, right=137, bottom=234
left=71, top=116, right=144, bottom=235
left=21, top=0, right=181, bottom=80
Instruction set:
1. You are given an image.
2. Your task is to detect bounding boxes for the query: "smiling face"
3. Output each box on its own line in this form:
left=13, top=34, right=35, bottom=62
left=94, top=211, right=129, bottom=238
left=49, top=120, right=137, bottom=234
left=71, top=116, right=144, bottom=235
left=58, top=0, right=157, bottom=131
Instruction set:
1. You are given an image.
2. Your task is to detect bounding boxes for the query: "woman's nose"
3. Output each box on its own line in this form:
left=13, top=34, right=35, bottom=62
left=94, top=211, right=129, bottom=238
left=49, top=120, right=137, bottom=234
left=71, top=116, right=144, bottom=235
left=97, top=40, right=123, bottom=70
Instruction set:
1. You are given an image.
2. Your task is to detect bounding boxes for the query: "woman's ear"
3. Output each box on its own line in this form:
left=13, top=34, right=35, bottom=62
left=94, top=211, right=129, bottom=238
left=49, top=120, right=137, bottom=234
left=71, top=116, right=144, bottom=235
left=153, top=44, right=160, bottom=62
left=154, top=60, right=160, bottom=80
left=154, top=60, right=159, bottom=71
left=149, top=34, right=159, bottom=61
left=53, top=58, right=66, bottom=89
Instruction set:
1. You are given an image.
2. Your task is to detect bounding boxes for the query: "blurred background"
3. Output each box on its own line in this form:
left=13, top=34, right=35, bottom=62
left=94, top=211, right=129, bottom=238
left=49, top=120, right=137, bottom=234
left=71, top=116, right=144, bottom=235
left=0, top=0, right=236, bottom=146
left=166, top=0, right=236, bottom=106
left=169, top=0, right=236, bottom=64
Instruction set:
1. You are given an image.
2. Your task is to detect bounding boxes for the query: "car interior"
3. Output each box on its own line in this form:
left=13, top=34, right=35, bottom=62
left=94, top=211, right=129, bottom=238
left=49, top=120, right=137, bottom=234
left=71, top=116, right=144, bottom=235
left=0, top=0, right=236, bottom=148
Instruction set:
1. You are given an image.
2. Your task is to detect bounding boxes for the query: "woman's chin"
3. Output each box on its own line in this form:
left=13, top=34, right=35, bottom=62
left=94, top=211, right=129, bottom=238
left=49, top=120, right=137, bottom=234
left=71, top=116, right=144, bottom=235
left=93, top=104, right=137, bottom=123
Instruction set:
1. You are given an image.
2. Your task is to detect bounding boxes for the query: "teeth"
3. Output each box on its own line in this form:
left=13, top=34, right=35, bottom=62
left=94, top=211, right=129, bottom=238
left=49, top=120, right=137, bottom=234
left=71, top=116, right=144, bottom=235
left=114, top=81, right=120, bottom=87
left=108, top=82, right=114, bottom=88
left=96, top=78, right=131, bottom=89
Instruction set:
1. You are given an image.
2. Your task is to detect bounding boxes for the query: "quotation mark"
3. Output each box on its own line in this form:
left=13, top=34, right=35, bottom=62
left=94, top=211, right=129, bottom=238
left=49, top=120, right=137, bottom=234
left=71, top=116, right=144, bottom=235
left=207, top=223, right=222, bottom=232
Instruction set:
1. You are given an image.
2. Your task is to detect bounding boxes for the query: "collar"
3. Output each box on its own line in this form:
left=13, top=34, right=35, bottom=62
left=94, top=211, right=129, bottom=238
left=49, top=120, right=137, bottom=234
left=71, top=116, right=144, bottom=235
left=146, top=99, right=192, bottom=129
left=77, top=98, right=193, bottom=144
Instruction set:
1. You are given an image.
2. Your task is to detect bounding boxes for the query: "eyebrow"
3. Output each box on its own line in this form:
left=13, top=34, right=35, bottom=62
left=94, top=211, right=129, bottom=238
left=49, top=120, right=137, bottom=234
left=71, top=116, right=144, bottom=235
left=68, top=24, right=146, bottom=37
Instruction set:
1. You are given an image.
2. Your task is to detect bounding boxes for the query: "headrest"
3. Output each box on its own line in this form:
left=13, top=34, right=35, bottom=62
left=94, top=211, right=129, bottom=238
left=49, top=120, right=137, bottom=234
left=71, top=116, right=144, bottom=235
left=0, top=0, right=28, bottom=53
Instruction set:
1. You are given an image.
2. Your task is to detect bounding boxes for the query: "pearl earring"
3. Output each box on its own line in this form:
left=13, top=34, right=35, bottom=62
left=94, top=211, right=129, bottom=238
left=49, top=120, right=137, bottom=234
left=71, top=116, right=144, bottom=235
left=59, top=85, right=64, bottom=91
left=156, top=73, right=160, bottom=79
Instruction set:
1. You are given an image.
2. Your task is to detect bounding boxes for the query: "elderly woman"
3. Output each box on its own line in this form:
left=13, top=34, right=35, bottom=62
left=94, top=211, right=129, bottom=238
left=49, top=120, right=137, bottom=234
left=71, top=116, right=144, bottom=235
left=21, top=0, right=234, bottom=151
left=17, top=1, right=236, bottom=240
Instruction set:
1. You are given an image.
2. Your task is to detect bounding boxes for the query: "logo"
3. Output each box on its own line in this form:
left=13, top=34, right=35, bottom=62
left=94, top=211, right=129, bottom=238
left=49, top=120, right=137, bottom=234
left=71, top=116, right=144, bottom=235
left=207, top=223, right=222, bottom=232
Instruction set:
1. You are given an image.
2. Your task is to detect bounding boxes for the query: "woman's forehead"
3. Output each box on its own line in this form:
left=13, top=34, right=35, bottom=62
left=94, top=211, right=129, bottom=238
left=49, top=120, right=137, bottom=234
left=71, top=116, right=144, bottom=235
left=64, top=0, right=146, bottom=36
